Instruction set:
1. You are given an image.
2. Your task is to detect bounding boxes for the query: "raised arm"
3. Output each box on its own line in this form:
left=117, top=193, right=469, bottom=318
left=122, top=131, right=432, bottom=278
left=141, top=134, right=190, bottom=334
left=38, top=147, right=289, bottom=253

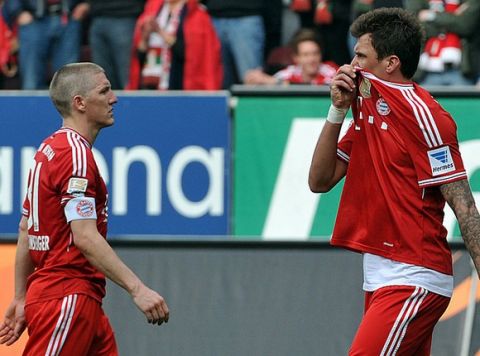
left=0, top=216, right=34, bottom=346
left=440, top=179, right=480, bottom=278
left=308, top=64, right=356, bottom=192
left=71, top=219, right=169, bottom=325
left=308, top=122, right=348, bottom=192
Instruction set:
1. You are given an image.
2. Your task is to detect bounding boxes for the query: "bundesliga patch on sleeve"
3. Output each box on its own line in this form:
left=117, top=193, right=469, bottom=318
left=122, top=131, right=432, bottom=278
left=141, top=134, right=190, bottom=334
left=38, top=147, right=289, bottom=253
left=67, top=177, right=88, bottom=194
left=427, top=146, right=456, bottom=176
left=64, top=197, right=97, bottom=222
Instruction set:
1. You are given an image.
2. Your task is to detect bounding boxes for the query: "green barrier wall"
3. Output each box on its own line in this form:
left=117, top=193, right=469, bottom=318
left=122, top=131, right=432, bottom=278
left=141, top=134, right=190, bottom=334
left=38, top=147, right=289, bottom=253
left=233, top=95, right=480, bottom=240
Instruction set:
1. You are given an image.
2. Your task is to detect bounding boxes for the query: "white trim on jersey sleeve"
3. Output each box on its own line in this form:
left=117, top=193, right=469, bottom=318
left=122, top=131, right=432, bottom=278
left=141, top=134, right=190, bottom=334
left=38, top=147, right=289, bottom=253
left=336, top=148, right=350, bottom=163
left=418, top=171, right=467, bottom=187
left=64, top=197, right=97, bottom=222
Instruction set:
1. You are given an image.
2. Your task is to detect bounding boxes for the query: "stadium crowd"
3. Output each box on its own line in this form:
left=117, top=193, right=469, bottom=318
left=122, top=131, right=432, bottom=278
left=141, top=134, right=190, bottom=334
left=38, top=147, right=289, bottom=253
left=1, top=0, right=480, bottom=90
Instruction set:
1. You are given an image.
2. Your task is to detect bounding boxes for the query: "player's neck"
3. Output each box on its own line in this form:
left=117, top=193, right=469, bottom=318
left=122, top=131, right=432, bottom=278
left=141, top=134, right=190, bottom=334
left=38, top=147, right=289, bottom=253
left=372, top=70, right=411, bottom=84
left=62, top=118, right=98, bottom=146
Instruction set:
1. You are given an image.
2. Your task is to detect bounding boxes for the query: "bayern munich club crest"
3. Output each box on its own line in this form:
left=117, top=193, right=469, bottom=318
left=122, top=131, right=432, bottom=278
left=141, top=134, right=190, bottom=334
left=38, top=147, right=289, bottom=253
left=76, top=199, right=95, bottom=218
left=376, top=98, right=391, bottom=116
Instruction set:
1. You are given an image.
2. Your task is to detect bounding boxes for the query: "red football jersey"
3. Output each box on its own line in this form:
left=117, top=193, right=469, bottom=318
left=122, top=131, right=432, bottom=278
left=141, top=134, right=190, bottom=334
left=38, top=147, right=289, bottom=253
left=332, top=71, right=466, bottom=275
left=22, top=127, right=108, bottom=305
left=274, top=62, right=338, bottom=85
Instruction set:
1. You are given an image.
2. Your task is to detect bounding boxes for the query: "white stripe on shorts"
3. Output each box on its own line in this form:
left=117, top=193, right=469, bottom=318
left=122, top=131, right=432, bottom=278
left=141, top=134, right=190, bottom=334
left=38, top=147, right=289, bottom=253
left=380, top=287, right=428, bottom=356
left=45, top=294, right=78, bottom=356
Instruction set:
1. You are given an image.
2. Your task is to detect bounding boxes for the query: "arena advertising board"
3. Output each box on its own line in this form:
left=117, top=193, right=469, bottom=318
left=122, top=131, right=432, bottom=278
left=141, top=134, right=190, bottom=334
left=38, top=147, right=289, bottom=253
left=233, top=96, right=480, bottom=240
left=0, top=93, right=230, bottom=238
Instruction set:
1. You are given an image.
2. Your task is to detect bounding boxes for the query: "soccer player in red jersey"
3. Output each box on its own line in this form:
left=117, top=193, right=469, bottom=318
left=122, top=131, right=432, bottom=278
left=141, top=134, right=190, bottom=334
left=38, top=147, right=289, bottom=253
left=309, top=8, right=480, bottom=355
left=0, top=62, right=169, bottom=355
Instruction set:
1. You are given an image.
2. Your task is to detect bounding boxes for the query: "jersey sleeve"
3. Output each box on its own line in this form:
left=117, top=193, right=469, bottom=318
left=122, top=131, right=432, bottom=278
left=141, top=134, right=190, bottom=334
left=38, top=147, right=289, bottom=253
left=407, top=105, right=466, bottom=188
left=337, top=120, right=355, bottom=164
left=52, top=145, right=99, bottom=222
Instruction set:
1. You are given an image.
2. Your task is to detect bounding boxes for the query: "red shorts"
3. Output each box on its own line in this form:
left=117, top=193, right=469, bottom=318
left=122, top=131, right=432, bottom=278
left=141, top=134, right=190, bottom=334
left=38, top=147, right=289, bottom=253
left=349, top=285, right=450, bottom=356
left=23, top=294, right=118, bottom=356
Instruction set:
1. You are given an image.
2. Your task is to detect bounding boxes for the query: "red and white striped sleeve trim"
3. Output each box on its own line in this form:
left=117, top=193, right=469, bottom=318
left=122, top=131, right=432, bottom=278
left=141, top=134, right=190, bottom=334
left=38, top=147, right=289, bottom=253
left=336, top=148, right=350, bottom=163
left=418, top=171, right=467, bottom=187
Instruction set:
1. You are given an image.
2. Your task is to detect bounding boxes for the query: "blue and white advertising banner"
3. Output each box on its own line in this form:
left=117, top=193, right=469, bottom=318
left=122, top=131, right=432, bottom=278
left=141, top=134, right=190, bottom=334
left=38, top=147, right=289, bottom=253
left=0, top=93, right=230, bottom=238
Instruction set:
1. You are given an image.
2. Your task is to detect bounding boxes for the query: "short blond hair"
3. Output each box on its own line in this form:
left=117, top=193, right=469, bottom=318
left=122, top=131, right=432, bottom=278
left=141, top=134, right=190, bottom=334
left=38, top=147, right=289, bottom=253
left=49, top=62, right=105, bottom=117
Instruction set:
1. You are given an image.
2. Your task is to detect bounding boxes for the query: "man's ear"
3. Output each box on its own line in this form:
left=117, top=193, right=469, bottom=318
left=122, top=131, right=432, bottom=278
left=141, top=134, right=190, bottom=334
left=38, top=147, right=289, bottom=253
left=385, top=55, right=401, bottom=74
left=72, top=95, right=86, bottom=113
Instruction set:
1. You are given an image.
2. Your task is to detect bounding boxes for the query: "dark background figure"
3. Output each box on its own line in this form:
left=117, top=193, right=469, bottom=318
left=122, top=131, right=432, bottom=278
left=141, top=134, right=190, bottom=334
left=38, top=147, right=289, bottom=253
left=291, top=0, right=353, bottom=66
left=88, top=0, right=146, bottom=90
left=2, top=0, right=89, bottom=89
left=201, top=0, right=265, bottom=89
left=406, top=0, right=480, bottom=86
left=262, top=0, right=283, bottom=62
left=0, top=0, right=18, bottom=89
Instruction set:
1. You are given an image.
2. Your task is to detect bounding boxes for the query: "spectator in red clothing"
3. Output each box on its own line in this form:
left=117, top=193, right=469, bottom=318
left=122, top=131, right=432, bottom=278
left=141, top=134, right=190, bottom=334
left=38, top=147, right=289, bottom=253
left=0, top=0, right=18, bottom=87
left=126, top=0, right=222, bottom=90
left=245, top=29, right=338, bottom=85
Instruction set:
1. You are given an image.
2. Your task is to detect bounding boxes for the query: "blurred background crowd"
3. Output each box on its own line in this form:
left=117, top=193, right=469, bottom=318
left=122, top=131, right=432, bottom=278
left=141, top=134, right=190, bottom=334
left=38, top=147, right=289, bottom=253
left=1, top=0, right=480, bottom=91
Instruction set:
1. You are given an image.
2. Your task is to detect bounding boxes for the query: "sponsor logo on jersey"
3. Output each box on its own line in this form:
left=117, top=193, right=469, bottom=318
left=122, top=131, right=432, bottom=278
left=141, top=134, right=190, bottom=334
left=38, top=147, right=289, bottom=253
left=28, top=235, right=50, bottom=251
left=359, top=78, right=371, bottom=98
left=428, top=146, right=456, bottom=176
left=376, top=98, right=391, bottom=116
left=67, top=178, right=88, bottom=194
left=76, top=199, right=95, bottom=217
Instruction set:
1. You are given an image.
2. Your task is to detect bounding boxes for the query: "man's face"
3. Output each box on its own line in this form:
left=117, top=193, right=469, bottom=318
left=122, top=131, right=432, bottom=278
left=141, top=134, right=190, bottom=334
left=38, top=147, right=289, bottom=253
left=294, top=40, right=322, bottom=77
left=351, top=34, right=386, bottom=79
left=84, top=72, right=117, bottom=129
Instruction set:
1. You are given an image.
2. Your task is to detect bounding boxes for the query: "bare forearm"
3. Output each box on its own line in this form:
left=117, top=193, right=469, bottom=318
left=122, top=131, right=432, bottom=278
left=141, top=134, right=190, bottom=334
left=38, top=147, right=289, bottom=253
left=308, top=121, right=344, bottom=192
left=458, top=207, right=480, bottom=277
left=74, top=229, right=144, bottom=296
left=440, top=180, right=480, bottom=277
left=14, top=218, right=34, bottom=300
left=71, top=220, right=169, bottom=325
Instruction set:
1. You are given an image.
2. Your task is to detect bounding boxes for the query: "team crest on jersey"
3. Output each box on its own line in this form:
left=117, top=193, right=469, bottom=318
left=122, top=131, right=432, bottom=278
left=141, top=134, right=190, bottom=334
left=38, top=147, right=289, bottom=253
left=67, top=178, right=88, bottom=194
left=376, top=98, right=391, bottom=116
left=428, top=146, right=455, bottom=176
left=76, top=199, right=95, bottom=217
left=359, top=78, right=371, bottom=98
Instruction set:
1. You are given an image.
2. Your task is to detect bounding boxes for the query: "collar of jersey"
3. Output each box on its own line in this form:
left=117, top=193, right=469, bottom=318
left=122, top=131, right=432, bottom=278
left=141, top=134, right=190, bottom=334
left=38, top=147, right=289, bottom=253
left=57, top=127, right=92, bottom=148
left=358, top=69, right=414, bottom=90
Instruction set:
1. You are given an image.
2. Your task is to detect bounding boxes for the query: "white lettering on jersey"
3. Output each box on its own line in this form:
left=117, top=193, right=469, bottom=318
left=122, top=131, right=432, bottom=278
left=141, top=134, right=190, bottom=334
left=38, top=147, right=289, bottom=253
left=67, top=177, right=88, bottom=194
left=428, top=146, right=456, bottom=176
left=27, top=161, right=43, bottom=232
left=28, top=235, right=50, bottom=251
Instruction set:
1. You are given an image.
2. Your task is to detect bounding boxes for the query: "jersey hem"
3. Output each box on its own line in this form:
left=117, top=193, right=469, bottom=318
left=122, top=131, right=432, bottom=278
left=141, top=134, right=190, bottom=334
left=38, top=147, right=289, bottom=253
left=25, top=290, right=103, bottom=307
left=330, top=238, right=453, bottom=275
